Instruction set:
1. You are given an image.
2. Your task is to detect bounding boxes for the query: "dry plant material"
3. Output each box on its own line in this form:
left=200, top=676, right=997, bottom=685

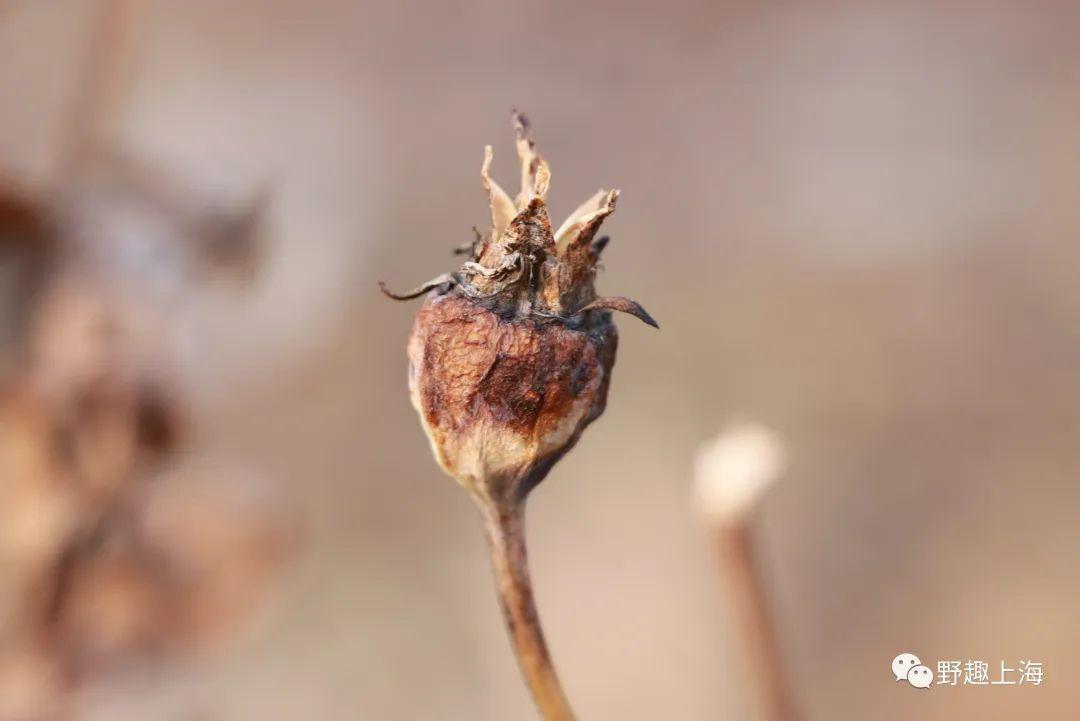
left=0, top=187, right=287, bottom=721
left=383, top=112, right=656, bottom=721
left=0, top=3, right=291, bottom=719
left=694, top=424, right=802, bottom=721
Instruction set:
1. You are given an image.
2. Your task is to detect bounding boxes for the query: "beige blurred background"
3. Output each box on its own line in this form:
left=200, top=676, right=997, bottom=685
left=2, top=0, right=1079, bottom=720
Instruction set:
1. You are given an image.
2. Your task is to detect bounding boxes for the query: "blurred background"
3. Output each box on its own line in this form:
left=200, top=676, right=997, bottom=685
left=1, top=1, right=1078, bottom=720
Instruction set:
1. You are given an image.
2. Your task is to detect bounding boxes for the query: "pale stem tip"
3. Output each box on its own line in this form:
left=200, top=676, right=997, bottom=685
left=693, top=422, right=788, bottom=524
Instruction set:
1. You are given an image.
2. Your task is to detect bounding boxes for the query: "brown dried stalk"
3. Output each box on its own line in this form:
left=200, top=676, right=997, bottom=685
left=481, top=502, right=575, bottom=721
left=384, top=112, right=656, bottom=720
left=695, top=424, right=802, bottom=721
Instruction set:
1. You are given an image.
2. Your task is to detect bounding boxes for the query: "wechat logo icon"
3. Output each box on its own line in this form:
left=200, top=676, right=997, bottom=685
left=893, top=652, right=933, bottom=689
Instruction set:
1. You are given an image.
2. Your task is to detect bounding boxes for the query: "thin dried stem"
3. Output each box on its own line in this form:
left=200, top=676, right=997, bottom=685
left=715, top=522, right=802, bottom=721
left=478, top=499, right=576, bottom=721
left=695, top=423, right=801, bottom=721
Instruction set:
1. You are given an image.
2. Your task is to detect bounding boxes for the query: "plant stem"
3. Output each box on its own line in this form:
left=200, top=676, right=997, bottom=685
left=479, top=499, right=577, bottom=721
left=716, top=522, right=801, bottom=721
left=62, top=0, right=141, bottom=176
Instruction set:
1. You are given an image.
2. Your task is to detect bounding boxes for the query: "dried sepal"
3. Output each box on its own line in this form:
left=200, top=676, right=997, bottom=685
left=577, top=296, right=659, bottom=328
left=553, top=189, right=613, bottom=250
left=481, top=145, right=516, bottom=246
left=551, top=189, right=618, bottom=315
left=474, top=197, right=555, bottom=313
left=378, top=275, right=457, bottom=300
left=513, top=111, right=550, bottom=208
left=452, top=227, right=485, bottom=256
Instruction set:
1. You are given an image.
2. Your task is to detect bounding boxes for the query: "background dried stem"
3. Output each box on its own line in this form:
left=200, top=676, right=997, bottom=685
left=714, top=522, right=802, bottom=721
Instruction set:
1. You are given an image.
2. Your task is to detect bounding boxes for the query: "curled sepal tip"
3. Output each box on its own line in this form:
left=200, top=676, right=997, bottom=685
left=578, top=296, right=659, bottom=329
left=379, top=274, right=457, bottom=301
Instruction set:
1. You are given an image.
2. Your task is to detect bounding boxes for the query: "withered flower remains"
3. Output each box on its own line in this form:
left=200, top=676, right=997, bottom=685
left=383, top=113, right=655, bottom=721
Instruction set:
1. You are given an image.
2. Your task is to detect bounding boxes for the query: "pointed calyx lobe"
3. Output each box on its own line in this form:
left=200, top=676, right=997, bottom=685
left=384, top=112, right=655, bottom=499
left=385, top=111, right=655, bottom=329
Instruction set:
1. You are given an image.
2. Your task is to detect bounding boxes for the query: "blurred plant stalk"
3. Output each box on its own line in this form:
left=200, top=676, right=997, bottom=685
left=0, top=1, right=288, bottom=719
left=695, top=424, right=803, bottom=721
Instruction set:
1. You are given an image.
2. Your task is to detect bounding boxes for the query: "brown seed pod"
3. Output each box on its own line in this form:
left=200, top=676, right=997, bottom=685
left=384, top=112, right=655, bottom=500
left=404, top=292, right=617, bottom=505
left=383, top=112, right=655, bottom=721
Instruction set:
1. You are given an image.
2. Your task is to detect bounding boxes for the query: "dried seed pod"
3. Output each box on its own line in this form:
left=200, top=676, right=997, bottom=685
left=384, top=113, right=655, bottom=721
left=404, top=293, right=618, bottom=504
left=386, top=112, right=655, bottom=503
